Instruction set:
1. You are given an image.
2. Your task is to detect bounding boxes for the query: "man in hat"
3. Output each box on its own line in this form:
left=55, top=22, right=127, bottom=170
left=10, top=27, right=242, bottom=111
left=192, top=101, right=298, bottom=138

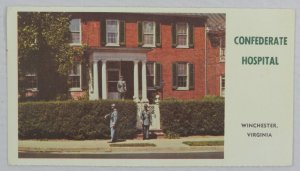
left=117, top=75, right=127, bottom=100
left=140, top=104, right=152, bottom=140
left=104, top=103, right=118, bottom=143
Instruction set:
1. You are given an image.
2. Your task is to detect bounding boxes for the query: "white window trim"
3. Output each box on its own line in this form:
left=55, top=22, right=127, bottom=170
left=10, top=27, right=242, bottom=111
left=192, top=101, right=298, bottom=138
left=106, top=19, right=120, bottom=46
left=69, top=19, right=82, bottom=46
left=25, top=72, right=38, bottom=91
left=69, top=63, right=82, bottom=91
left=176, top=62, right=190, bottom=90
left=220, top=75, right=225, bottom=97
left=142, top=21, right=156, bottom=48
left=219, top=38, right=225, bottom=62
left=219, top=47, right=225, bottom=62
left=176, top=23, right=189, bottom=48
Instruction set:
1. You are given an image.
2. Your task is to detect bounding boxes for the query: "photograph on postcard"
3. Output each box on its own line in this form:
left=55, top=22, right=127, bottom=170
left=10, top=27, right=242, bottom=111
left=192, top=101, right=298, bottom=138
left=17, top=12, right=225, bottom=159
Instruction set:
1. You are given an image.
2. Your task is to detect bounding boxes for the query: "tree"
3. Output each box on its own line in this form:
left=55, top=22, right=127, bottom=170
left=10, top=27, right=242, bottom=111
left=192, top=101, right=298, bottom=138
left=18, top=12, right=85, bottom=100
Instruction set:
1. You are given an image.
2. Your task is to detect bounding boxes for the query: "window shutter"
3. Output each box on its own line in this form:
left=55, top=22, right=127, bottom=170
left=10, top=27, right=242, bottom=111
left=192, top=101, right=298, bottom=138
left=188, top=63, right=194, bottom=90
left=81, top=63, right=88, bottom=90
left=119, top=20, right=126, bottom=46
left=155, top=22, right=161, bottom=47
left=171, top=23, right=177, bottom=48
left=137, top=21, right=143, bottom=47
left=188, top=23, right=194, bottom=48
left=155, top=62, right=162, bottom=88
left=101, top=20, right=106, bottom=46
left=172, top=63, right=178, bottom=89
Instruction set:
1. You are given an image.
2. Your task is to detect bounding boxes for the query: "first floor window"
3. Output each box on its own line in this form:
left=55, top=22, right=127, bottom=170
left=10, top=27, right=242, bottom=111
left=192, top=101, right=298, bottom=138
left=220, top=75, right=225, bottom=97
left=172, top=62, right=194, bottom=90
left=25, top=72, right=38, bottom=90
left=177, top=63, right=187, bottom=87
left=146, top=62, right=155, bottom=88
left=146, top=62, right=162, bottom=89
left=69, top=63, right=81, bottom=89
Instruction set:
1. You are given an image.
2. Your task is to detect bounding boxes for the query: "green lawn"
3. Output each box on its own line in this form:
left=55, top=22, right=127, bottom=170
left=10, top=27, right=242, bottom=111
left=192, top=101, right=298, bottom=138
left=110, top=143, right=156, bottom=147
left=182, top=141, right=224, bottom=146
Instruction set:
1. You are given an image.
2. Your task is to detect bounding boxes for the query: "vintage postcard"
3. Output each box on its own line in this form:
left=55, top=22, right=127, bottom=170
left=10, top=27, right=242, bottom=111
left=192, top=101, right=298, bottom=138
left=7, top=7, right=294, bottom=166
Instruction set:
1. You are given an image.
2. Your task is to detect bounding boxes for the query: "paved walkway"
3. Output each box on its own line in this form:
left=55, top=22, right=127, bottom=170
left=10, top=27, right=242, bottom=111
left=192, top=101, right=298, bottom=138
left=19, top=136, right=224, bottom=154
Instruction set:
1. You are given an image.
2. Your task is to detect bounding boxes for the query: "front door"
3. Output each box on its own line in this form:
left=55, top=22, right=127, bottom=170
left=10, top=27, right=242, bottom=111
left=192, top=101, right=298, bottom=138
left=107, top=69, right=120, bottom=99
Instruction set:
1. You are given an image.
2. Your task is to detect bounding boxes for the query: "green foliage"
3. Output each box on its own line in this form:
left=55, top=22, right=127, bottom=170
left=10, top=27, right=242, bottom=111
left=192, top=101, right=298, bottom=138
left=160, top=99, right=224, bottom=136
left=19, top=100, right=137, bottom=140
left=201, top=95, right=224, bottom=102
left=18, top=12, right=88, bottom=100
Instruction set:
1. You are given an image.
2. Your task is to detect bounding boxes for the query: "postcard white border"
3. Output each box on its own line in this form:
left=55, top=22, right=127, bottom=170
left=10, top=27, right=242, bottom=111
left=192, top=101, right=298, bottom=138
left=7, top=6, right=295, bottom=167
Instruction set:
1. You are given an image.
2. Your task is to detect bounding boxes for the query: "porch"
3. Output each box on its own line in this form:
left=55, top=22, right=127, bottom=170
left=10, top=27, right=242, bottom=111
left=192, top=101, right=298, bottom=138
left=88, top=48, right=152, bottom=102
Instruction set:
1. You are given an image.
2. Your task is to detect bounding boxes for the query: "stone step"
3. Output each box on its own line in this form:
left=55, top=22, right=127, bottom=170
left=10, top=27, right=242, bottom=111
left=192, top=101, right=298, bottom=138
left=135, top=130, right=165, bottom=140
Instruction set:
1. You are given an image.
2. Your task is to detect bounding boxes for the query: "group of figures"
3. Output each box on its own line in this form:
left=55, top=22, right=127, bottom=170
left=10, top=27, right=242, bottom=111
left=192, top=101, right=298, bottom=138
left=104, top=103, right=152, bottom=143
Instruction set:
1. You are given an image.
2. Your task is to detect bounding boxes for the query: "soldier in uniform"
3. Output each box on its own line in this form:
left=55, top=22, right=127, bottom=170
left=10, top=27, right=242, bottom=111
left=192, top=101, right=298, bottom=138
left=140, top=104, right=152, bottom=140
left=117, top=75, right=127, bottom=100
left=104, top=103, right=118, bottom=143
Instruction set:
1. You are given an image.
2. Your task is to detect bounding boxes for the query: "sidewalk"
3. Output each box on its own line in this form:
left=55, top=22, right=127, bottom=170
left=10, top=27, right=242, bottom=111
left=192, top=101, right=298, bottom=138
left=19, top=136, right=224, bottom=154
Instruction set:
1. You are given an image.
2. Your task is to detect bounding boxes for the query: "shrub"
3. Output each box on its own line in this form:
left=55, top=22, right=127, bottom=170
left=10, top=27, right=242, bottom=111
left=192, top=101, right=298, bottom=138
left=18, top=100, right=137, bottom=140
left=160, top=98, right=224, bottom=136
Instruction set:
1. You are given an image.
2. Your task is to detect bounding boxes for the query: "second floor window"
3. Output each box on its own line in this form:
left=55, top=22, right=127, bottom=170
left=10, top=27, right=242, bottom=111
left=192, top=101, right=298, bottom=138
left=69, top=19, right=81, bottom=45
left=143, top=21, right=155, bottom=47
left=172, top=23, right=194, bottom=48
left=69, top=63, right=81, bottom=90
left=176, top=23, right=188, bottom=47
left=219, top=37, right=225, bottom=62
left=106, top=20, right=119, bottom=45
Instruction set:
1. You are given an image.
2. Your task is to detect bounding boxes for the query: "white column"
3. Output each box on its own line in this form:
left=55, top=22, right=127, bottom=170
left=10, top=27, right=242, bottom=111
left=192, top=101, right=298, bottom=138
left=133, top=60, right=139, bottom=102
left=101, top=60, right=107, bottom=99
left=141, top=60, right=148, bottom=102
left=88, top=61, right=94, bottom=100
left=92, top=61, right=99, bottom=100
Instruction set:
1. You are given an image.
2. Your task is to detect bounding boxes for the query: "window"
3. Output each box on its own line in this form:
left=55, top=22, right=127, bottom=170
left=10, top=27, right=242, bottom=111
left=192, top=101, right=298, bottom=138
left=143, top=21, right=155, bottom=47
left=69, top=19, right=81, bottom=45
left=69, top=63, right=81, bottom=90
left=146, top=62, right=155, bottom=88
left=220, top=37, right=225, bottom=62
left=172, top=62, right=194, bottom=90
left=220, top=75, right=225, bottom=97
left=177, top=63, right=188, bottom=88
left=25, top=72, right=38, bottom=91
left=176, top=23, right=188, bottom=47
left=146, top=62, right=162, bottom=89
left=106, top=20, right=119, bottom=45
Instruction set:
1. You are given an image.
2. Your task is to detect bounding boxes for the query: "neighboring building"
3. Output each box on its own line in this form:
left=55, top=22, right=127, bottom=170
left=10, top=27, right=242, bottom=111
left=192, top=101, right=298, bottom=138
left=24, top=13, right=225, bottom=102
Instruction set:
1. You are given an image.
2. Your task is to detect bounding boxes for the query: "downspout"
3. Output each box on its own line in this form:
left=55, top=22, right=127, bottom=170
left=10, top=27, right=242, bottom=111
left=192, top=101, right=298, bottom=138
left=204, top=24, right=208, bottom=96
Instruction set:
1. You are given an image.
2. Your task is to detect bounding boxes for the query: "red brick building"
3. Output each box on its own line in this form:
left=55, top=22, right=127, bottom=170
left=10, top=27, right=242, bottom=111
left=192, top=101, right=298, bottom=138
left=26, top=13, right=225, bottom=102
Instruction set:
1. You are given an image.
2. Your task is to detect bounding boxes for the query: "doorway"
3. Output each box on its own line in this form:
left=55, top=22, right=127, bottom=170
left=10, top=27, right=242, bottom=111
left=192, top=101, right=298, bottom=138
left=106, top=61, right=133, bottom=100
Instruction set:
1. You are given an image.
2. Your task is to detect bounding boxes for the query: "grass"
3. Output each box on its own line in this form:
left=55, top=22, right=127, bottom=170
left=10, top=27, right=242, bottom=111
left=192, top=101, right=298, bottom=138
left=109, top=143, right=156, bottom=147
left=182, top=141, right=224, bottom=146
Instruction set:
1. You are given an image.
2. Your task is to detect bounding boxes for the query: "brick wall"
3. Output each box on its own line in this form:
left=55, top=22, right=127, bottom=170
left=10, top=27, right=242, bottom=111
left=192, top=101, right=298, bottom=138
left=74, top=13, right=224, bottom=100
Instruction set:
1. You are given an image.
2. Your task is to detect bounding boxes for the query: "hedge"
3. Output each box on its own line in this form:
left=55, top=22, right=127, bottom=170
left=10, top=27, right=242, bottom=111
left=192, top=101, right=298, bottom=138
left=19, top=100, right=137, bottom=140
left=160, top=98, right=224, bottom=136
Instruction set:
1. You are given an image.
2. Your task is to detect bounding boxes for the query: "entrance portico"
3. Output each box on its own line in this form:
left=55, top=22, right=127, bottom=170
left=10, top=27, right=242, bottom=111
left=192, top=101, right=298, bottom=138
left=88, top=48, right=150, bottom=102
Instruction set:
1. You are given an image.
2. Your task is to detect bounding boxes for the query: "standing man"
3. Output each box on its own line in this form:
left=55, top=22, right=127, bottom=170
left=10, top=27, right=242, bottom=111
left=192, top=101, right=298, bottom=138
left=140, top=104, right=152, bottom=140
left=104, top=104, right=118, bottom=143
left=117, top=75, right=127, bottom=100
